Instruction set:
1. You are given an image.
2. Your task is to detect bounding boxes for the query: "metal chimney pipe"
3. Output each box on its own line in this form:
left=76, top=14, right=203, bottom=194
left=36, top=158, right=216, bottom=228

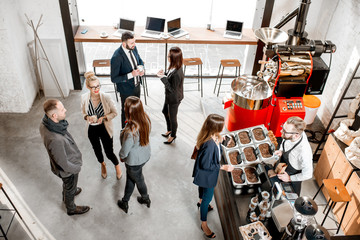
left=293, top=0, right=311, bottom=36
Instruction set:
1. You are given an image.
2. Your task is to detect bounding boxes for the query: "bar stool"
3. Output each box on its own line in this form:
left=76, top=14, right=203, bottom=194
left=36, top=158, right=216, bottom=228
left=183, top=58, right=203, bottom=97
left=313, top=179, right=351, bottom=234
left=93, top=59, right=119, bottom=102
left=213, top=59, right=241, bottom=97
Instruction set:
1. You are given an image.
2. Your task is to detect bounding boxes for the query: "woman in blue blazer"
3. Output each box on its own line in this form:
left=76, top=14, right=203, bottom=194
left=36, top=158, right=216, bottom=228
left=192, top=114, right=234, bottom=238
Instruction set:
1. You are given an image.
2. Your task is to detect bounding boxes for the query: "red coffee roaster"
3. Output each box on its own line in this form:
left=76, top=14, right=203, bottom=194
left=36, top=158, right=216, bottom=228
left=224, top=0, right=336, bottom=136
left=224, top=75, right=272, bottom=131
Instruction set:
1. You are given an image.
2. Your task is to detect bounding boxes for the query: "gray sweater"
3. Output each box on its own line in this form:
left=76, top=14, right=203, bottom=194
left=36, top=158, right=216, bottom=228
left=119, top=131, right=151, bottom=166
left=40, top=124, right=82, bottom=178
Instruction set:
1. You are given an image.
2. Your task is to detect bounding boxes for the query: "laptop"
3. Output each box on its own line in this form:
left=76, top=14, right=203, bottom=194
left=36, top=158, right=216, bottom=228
left=113, top=18, right=135, bottom=37
left=141, top=17, right=165, bottom=39
left=223, top=20, right=243, bottom=40
left=167, top=18, right=188, bottom=38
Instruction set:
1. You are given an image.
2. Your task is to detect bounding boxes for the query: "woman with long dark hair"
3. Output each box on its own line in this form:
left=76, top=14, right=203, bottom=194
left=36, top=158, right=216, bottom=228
left=81, top=71, right=122, bottom=180
left=192, top=114, right=234, bottom=238
left=117, top=96, right=151, bottom=213
left=157, top=46, right=184, bottom=144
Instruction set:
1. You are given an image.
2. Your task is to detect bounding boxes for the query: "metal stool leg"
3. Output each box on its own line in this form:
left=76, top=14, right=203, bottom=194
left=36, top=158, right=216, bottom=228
left=0, top=221, right=9, bottom=240
left=336, top=201, right=349, bottom=234
left=321, top=201, right=334, bottom=226
left=313, top=183, right=324, bottom=200
left=197, top=65, right=200, bottom=91
left=142, top=81, right=147, bottom=105
left=200, top=64, right=203, bottom=97
left=113, top=84, right=119, bottom=102
left=217, top=66, right=225, bottom=97
left=323, top=198, right=332, bottom=214
left=214, top=63, right=222, bottom=94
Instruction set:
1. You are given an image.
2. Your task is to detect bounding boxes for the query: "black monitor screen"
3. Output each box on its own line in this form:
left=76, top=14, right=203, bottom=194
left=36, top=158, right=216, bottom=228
left=167, top=18, right=180, bottom=32
left=146, top=17, right=165, bottom=32
left=226, top=21, right=243, bottom=33
left=120, top=19, right=135, bottom=31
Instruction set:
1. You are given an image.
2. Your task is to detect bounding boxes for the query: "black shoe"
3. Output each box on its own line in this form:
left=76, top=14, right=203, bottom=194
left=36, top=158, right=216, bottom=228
left=67, top=206, right=90, bottom=216
left=117, top=200, right=129, bottom=213
left=164, top=136, right=176, bottom=145
left=137, top=196, right=151, bottom=208
left=201, top=225, right=216, bottom=238
left=197, top=202, right=214, bottom=212
left=161, top=132, right=171, bottom=138
left=75, top=187, right=82, bottom=196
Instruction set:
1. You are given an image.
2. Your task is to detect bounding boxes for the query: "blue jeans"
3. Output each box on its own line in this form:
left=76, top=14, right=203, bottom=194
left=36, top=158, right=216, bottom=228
left=122, top=163, right=149, bottom=202
left=198, top=187, right=214, bottom=221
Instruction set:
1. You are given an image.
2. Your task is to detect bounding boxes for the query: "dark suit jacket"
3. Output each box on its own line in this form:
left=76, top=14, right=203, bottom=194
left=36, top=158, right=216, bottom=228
left=110, top=46, right=144, bottom=97
left=160, top=68, right=184, bottom=104
left=192, top=139, right=221, bottom=188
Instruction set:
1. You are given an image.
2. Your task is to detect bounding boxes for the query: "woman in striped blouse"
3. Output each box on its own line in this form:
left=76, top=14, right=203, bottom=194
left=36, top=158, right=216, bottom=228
left=81, top=71, right=122, bottom=180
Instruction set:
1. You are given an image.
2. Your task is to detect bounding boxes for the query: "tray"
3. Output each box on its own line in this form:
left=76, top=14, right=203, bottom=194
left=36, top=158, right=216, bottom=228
left=231, top=167, right=247, bottom=188
left=249, top=125, right=269, bottom=143
left=239, top=221, right=272, bottom=240
left=225, top=149, right=243, bottom=166
left=256, top=142, right=276, bottom=161
left=221, top=133, right=238, bottom=150
left=234, top=129, right=254, bottom=147
left=244, top=166, right=261, bottom=185
left=240, top=146, right=261, bottom=165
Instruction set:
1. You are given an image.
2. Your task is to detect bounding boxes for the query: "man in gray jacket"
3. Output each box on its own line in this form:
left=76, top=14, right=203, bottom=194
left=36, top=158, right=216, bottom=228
left=39, top=99, right=90, bottom=216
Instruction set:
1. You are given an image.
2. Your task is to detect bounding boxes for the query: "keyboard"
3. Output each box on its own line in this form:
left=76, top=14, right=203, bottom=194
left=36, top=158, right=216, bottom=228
left=223, top=31, right=242, bottom=40
left=227, top=32, right=241, bottom=37
left=169, top=29, right=188, bottom=38
left=141, top=30, right=162, bottom=39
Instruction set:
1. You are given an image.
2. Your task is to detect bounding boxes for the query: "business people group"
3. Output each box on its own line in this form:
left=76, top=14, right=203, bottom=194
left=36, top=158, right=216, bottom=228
left=40, top=30, right=226, bottom=238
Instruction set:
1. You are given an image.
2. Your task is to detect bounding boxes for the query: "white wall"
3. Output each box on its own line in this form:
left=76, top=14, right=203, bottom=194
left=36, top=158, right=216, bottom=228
left=0, top=0, right=73, bottom=113
left=77, top=0, right=257, bottom=29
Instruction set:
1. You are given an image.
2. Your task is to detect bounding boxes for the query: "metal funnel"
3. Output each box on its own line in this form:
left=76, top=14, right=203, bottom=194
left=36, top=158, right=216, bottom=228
left=254, top=27, right=288, bottom=45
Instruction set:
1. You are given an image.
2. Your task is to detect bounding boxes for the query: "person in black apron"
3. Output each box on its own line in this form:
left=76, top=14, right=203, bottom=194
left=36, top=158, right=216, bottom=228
left=267, top=116, right=313, bottom=196
left=272, top=137, right=303, bottom=195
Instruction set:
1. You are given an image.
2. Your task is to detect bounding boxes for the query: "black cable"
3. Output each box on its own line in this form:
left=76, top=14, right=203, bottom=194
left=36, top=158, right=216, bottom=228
left=305, top=129, right=323, bottom=143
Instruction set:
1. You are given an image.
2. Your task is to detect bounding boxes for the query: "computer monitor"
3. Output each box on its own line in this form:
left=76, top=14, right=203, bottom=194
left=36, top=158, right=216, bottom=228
left=119, top=18, right=135, bottom=31
left=145, top=17, right=165, bottom=32
left=226, top=20, right=243, bottom=33
left=167, top=18, right=181, bottom=32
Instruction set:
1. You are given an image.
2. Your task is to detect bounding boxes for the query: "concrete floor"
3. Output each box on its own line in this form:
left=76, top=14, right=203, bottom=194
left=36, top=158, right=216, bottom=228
left=0, top=78, right=226, bottom=240
left=0, top=57, right=343, bottom=239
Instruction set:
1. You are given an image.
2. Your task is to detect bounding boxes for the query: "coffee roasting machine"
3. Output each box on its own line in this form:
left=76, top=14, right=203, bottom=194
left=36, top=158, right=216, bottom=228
left=224, top=0, right=336, bottom=135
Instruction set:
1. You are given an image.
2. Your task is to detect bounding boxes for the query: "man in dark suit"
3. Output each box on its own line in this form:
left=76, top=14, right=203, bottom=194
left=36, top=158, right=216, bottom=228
left=111, top=31, right=144, bottom=128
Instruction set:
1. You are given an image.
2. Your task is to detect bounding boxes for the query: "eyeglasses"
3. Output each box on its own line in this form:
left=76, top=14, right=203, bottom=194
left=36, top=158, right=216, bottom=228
left=281, top=125, right=298, bottom=135
left=89, top=85, right=101, bottom=90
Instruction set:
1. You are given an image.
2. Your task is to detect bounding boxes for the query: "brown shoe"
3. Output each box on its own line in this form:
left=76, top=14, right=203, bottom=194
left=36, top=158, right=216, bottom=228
left=115, top=164, right=122, bottom=180
left=101, top=162, right=107, bottom=179
left=75, top=187, right=82, bottom=196
left=67, top=206, right=90, bottom=216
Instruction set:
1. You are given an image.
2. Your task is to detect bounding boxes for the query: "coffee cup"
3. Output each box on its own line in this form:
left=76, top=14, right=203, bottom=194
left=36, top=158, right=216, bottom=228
left=261, top=191, right=270, bottom=201
left=90, top=115, right=98, bottom=123
left=138, top=65, right=144, bottom=72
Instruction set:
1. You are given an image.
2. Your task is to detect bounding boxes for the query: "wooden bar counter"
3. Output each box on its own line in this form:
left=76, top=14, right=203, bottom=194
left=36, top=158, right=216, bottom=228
left=74, top=25, right=258, bottom=45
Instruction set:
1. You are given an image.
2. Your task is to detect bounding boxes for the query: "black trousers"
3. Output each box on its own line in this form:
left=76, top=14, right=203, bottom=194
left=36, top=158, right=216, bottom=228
left=162, top=102, right=180, bottom=138
left=120, top=84, right=141, bottom=128
left=122, top=163, right=149, bottom=202
left=62, top=173, right=78, bottom=212
left=88, top=123, right=119, bottom=166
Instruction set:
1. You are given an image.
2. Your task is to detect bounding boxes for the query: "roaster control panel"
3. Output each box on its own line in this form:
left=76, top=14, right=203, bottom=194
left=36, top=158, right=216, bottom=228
left=280, top=99, right=304, bottom=111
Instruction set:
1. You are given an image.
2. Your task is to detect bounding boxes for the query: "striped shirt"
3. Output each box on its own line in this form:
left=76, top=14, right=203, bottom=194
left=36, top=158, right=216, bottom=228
left=87, top=99, right=104, bottom=125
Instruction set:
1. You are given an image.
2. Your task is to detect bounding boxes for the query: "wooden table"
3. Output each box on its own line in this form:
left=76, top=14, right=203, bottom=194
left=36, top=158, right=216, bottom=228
left=74, top=25, right=258, bottom=45
left=75, top=25, right=258, bottom=70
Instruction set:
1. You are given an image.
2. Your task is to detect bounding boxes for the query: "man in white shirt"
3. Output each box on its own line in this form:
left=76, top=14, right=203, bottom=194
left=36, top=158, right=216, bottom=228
left=270, top=116, right=313, bottom=195
left=111, top=32, right=144, bottom=128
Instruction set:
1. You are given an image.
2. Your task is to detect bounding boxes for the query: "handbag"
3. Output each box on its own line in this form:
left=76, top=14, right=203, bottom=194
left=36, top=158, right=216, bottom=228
left=191, top=146, right=198, bottom=160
